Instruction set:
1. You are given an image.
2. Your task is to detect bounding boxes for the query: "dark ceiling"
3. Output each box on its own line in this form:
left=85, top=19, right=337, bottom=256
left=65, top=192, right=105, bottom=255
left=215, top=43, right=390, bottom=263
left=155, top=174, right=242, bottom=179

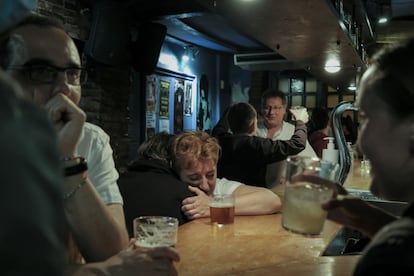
left=88, top=0, right=414, bottom=90
left=123, top=0, right=273, bottom=54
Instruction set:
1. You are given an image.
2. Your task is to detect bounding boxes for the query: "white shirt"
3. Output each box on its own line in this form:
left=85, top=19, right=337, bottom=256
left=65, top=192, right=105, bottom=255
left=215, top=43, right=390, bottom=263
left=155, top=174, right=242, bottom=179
left=78, top=122, right=123, bottom=204
left=256, top=120, right=317, bottom=188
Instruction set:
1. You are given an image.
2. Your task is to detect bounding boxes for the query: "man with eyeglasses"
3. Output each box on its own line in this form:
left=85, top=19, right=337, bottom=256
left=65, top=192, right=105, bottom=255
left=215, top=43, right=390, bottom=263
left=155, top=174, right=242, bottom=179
left=256, top=89, right=317, bottom=188
left=0, top=13, right=130, bottom=263
left=7, top=63, right=87, bottom=86
left=0, top=3, right=69, bottom=275
left=0, top=8, right=180, bottom=276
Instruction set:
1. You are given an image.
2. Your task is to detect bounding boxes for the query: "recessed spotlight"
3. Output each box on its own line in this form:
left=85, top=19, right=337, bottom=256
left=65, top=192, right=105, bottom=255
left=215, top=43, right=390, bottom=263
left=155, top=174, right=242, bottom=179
left=348, top=85, right=357, bottom=91
left=324, top=59, right=341, bottom=73
left=182, top=54, right=189, bottom=62
left=378, top=17, right=388, bottom=24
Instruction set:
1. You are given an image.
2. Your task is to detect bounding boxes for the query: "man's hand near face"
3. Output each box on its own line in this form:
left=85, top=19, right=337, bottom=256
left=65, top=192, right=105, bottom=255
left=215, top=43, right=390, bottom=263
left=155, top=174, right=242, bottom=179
left=45, top=93, right=85, bottom=157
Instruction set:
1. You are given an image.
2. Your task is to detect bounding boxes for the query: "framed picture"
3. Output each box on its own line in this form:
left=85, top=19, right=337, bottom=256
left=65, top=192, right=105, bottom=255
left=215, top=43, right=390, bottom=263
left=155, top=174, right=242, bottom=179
left=174, top=79, right=184, bottom=133
left=184, top=80, right=193, bottom=116
left=159, top=79, right=170, bottom=119
left=146, top=75, right=157, bottom=112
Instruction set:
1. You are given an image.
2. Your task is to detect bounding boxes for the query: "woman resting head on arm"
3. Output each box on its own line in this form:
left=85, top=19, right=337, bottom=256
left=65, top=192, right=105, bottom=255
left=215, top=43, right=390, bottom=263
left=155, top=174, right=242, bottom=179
left=170, top=131, right=282, bottom=220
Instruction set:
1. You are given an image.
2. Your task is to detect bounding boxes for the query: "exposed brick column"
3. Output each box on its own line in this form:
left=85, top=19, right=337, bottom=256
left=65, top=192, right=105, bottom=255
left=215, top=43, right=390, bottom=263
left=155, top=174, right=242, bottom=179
left=250, top=71, right=269, bottom=110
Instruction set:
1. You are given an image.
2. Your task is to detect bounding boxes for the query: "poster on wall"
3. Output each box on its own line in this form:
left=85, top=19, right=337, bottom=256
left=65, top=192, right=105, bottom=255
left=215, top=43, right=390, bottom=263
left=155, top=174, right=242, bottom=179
left=145, top=75, right=157, bottom=139
left=146, top=111, right=156, bottom=138
left=184, top=80, right=193, bottom=116
left=148, top=68, right=195, bottom=135
left=197, top=74, right=212, bottom=132
left=159, top=79, right=170, bottom=119
left=174, top=79, right=184, bottom=133
left=146, top=75, right=157, bottom=112
left=159, top=119, right=170, bottom=133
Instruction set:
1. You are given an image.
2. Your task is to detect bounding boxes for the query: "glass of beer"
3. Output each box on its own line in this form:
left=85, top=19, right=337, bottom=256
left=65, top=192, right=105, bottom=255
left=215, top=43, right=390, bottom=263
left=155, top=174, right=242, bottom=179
left=209, top=194, right=235, bottom=225
left=290, top=106, right=309, bottom=123
left=133, top=216, right=178, bottom=248
left=282, top=156, right=335, bottom=235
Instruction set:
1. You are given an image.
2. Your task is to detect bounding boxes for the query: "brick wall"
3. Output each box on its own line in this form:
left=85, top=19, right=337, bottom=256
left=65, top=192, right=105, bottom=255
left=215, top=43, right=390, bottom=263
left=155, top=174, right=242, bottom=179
left=250, top=71, right=268, bottom=110
left=37, top=0, right=132, bottom=171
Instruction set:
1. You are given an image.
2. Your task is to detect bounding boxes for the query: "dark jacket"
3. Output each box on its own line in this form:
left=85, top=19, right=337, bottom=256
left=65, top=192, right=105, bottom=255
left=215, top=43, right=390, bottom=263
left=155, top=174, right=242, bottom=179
left=1, top=75, right=66, bottom=275
left=214, top=120, right=307, bottom=187
left=354, top=202, right=414, bottom=275
left=118, top=159, right=194, bottom=237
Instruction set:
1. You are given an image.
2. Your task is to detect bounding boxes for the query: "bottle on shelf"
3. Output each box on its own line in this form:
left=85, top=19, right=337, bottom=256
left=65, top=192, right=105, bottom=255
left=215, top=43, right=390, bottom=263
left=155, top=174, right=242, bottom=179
left=360, top=154, right=371, bottom=178
left=321, top=137, right=339, bottom=180
left=322, top=137, right=339, bottom=165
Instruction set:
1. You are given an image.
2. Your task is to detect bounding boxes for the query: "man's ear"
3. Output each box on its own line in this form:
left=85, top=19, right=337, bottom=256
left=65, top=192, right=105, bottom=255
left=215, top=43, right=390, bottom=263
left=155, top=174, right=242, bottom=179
left=248, top=120, right=256, bottom=134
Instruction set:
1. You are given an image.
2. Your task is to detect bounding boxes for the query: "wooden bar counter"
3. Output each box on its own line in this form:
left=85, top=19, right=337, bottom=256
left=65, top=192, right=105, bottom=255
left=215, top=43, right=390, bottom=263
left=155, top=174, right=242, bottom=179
left=175, top=161, right=370, bottom=275
left=175, top=215, right=359, bottom=275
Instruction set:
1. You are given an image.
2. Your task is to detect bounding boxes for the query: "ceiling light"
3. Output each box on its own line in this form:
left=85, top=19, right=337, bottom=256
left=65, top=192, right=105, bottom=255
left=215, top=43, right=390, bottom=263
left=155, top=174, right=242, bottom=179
left=182, top=46, right=190, bottom=62
left=324, top=59, right=341, bottom=73
left=378, top=17, right=388, bottom=24
left=348, top=84, right=357, bottom=91
left=182, top=45, right=199, bottom=62
left=182, top=52, right=189, bottom=62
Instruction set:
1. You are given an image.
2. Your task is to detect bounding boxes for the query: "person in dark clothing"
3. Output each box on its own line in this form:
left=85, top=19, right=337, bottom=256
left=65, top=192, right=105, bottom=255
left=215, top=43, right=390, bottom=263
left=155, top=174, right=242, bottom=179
left=211, top=105, right=232, bottom=136
left=119, top=132, right=194, bottom=237
left=212, top=102, right=307, bottom=187
left=0, top=3, right=66, bottom=274
left=341, top=115, right=358, bottom=144
left=0, top=69, right=67, bottom=276
left=307, top=107, right=330, bottom=158
left=1, top=7, right=180, bottom=276
left=317, top=38, right=414, bottom=275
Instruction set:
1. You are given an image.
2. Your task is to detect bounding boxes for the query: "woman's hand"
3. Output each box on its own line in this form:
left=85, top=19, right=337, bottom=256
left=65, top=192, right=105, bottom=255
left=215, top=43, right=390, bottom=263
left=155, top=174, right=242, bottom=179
left=181, top=186, right=210, bottom=219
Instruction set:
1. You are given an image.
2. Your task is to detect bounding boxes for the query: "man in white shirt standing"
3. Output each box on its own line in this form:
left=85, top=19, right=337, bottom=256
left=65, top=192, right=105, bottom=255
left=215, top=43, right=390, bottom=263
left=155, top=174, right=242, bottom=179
left=256, top=89, right=317, bottom=188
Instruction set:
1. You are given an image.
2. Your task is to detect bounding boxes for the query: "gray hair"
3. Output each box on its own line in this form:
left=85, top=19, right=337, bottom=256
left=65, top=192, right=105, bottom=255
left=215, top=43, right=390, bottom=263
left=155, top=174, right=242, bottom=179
left=0, top=13, right=64, bottom=69
left=260, top=89, right=286, bottom=107
left=1, top=34, right=27, bottom=69
left=137, top=132, right=173, bottom=162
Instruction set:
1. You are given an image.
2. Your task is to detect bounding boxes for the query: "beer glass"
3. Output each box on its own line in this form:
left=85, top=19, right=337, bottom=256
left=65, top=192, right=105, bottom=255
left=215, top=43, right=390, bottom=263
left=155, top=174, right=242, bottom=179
left=133, top=216, right=178, bottom=248
left=209, top=194, right=235, bottom=225
left=282, top=156, right=335, bottom=235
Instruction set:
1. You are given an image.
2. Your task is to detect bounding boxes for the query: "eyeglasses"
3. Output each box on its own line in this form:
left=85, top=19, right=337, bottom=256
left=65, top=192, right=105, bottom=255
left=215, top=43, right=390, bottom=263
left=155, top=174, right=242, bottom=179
left=8, top=64, right=87, bottom=85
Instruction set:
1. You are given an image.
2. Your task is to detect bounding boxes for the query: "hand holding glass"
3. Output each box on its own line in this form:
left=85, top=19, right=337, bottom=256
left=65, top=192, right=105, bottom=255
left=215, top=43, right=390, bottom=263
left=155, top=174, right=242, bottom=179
left=133, top=216, right=178, bottom=248
left=282, top=156, right=335, bottom=235
left=290, top=106, right=309, bottom=123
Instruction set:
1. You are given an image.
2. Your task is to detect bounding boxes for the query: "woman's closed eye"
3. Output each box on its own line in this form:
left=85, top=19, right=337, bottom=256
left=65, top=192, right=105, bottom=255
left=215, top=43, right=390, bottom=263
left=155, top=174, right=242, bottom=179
left=206, top=172, right=215, bottom=180
left=185, top=175, right=202, bottom=186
